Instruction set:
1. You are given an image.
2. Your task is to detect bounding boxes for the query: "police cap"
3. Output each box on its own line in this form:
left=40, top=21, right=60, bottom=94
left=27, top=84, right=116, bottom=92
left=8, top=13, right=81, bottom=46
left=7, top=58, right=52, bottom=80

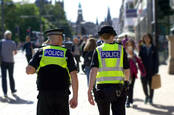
left=98, top=26, right=117, bottom=36
left=44, top=28, right=64, bottom=36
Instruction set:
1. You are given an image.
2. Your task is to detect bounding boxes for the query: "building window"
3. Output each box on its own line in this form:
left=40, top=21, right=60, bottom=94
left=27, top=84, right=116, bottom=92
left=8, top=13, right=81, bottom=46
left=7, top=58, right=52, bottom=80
left=126, top=2, right=134, bottom=9
left=170, top=0, right=174, bottom=9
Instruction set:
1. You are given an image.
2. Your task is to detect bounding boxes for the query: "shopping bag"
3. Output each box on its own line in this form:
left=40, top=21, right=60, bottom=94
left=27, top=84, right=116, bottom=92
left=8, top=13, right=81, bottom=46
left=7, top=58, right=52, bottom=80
left=151, top=74, right=161, bottom=89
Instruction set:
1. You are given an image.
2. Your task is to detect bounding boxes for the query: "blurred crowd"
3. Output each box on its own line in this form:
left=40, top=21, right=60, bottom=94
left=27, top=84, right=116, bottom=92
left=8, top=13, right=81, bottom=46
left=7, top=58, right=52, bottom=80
left=0, top=29, right=159, bottom=109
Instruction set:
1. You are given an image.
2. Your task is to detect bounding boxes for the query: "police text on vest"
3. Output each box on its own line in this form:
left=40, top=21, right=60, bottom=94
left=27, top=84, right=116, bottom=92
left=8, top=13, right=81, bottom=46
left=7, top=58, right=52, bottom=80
left=44, top=49, right=64, bottom=57
left=101, top=51, right=120, bottom=58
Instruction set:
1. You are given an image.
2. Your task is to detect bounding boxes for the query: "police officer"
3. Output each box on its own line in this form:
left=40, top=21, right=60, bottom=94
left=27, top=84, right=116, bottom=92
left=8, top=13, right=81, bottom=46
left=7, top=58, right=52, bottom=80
left=26, top=28, right=78, bottom=115
left=88, top=26, right=130, bottom=115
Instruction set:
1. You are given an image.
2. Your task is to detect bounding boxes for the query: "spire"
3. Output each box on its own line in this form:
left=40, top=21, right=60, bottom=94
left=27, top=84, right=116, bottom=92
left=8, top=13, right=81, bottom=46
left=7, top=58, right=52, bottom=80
left=107, top=8, right=111, bottom=20
left=76, top=2, right=83, bottom=24
left=96, top=18, right=99, bottom=25
left=78, top=2, right=82, bottom=9
left=106, top=7, right=112, bottom=26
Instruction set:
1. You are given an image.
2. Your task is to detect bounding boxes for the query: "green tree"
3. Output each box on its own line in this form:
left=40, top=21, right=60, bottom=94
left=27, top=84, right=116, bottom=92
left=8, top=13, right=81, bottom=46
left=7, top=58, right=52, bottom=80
left=15, top=3, right=41, bottom=41
left=43, top=3, right=72, bottom=37
left=0, top=1, right=72, bottom=42
left=157, top=0, right=174, bottom=35
left=1, top=0, right=18, bottom=40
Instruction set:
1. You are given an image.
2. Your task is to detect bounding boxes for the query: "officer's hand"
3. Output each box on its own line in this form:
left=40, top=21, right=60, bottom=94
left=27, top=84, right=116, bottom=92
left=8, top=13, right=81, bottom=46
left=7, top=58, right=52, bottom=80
left=26, top=65, right=36, bottom=74
left=69, top=97, right=78, bottom=108
left=123, top=81, right=129, bottom=95
left=88, top=89, right=95, bottom=105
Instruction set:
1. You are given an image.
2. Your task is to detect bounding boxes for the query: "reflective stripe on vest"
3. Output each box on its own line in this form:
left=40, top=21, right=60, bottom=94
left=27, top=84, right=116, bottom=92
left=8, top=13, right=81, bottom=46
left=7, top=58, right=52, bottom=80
left=37, top=46, right=67, bottom=72
left=96, top=43, right=124, bottom=84
left=97, top=76, right=124, bottom=82
left=98, top=45, right=123, bottom=72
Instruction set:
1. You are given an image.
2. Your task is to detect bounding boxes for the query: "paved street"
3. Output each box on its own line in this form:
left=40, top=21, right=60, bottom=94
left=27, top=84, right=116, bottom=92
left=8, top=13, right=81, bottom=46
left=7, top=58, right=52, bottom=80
left=0, top=51, right=174, bottom=115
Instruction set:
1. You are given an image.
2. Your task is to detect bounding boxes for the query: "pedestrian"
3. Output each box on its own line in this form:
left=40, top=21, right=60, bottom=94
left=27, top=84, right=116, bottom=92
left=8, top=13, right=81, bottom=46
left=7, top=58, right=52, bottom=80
left=81, top=35, right=88, bottom=55
left=72, top=37, right=82, bottom=72
left=96, top=37, right=104, bottom=46
left=0, top=30, right=17, bottom=97
left=64, top=37, right=73, bottom=52
left=22, top=36, right=34, bottom=63
left=125, top=39, right=146, bottom=107
left=88, top=26, right=130, bottom=115
left=26, top=28, right=78, bottom=115
left=137, top=39, right=143, bottom=52
left=81, top=35, right=88, bottom=73
left=82, top=37, right=96, bottom=85
left=139, top=33, right=159, bottom=104
left=122, top=34, right=129, bottom=48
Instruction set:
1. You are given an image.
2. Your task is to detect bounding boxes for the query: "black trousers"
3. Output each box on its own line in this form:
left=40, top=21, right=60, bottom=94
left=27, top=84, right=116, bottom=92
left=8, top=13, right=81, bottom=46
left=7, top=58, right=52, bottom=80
left=1, top=62, right=16, bottom=95
left=94, top=85, right=126, bottom=115
left=127, top=76, right=136, bottom=103
left=141, top=75, right=154, bottom=99
left=74, top=55, right=80, bottom=72
left=26, top=54, right=32, bottom=63
left=37, top=92, right=70, bottom=115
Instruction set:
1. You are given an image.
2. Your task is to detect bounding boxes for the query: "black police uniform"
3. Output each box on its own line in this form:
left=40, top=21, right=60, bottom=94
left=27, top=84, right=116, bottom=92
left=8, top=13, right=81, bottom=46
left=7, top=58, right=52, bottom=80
left=91, top=26, right=130, bottom=115
left=29, top=29, right=77, bottom=115
left=29, top=47, right=77, bottom=115
left=91, top=45, right=129, bottom=115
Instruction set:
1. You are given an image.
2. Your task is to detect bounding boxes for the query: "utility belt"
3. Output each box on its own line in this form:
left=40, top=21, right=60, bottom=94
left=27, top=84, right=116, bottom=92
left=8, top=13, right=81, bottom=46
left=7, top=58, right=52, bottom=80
left=94, top=84, right=124, bottom=102
left=38, top=89, right=70, bottom=98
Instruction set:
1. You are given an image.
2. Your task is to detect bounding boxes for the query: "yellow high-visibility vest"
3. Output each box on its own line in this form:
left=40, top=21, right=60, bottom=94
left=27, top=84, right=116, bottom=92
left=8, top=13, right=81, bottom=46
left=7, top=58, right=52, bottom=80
left=96, top=43, right=124, bottom=84
left=37, top=45, right=68, bottom=72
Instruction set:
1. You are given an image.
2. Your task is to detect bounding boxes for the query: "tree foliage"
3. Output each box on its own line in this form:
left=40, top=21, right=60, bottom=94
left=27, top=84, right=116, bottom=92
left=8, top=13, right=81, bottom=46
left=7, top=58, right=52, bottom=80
left=158, top=0, right=174, bottom=19
left=0, top=1, right=72, bottom=42
left=16, top=3, right=41, bottom=41
left=157, top=0, right=174, bottom=35
left=43, top=3, right=72, bottom=37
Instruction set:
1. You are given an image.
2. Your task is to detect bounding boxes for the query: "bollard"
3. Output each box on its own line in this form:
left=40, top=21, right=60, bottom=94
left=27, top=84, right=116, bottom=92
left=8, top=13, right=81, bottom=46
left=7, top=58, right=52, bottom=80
left=167, top=35, right=174, bottom=74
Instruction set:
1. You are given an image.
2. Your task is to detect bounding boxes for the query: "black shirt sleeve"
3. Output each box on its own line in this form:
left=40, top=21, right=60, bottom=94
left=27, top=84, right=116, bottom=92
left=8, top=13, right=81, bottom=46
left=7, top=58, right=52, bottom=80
left=29, top=48, right=77, bottom=72
left=90, top=50, right=99, bottom=68
left=123, top=48, right=129, bottom=69
left=66, top=49, right=77, bottom=72
left=90, top=47, right=129, bottom=69
left=29, top=49, right=42, bottom=69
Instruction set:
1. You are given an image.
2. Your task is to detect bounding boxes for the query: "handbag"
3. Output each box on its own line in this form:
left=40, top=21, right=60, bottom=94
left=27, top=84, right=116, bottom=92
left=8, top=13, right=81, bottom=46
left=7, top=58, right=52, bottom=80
left=151, top=74, right=161, bottom=89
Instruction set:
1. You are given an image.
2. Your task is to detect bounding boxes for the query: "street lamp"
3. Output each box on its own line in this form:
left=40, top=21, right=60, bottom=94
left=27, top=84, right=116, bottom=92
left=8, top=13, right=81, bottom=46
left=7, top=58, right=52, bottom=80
left=1, top=0, right=13, bottom=38
left=154, top=0, right=158, bottom=47
left=39, top=0, right=44, bottom=33
left=1, top=0, right=4, bottom=38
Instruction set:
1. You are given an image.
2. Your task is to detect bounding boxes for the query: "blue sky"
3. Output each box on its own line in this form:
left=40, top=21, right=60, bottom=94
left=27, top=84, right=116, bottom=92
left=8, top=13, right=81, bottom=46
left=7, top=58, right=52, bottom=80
left=14, top=0, right=122, bottom=23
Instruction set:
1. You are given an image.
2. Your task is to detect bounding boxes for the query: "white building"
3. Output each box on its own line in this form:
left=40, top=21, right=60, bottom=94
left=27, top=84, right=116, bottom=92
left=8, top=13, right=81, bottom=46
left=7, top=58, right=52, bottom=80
left=112, top=18, right=121, bottom=35
left=122, top=0, right=137, bottom=32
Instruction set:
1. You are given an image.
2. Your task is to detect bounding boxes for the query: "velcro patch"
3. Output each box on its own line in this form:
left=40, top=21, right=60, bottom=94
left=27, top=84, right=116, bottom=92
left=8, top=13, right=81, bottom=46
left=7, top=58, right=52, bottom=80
left=44, top=49, right=64, bottom=57
left=101, top=51, right=120, bottom=58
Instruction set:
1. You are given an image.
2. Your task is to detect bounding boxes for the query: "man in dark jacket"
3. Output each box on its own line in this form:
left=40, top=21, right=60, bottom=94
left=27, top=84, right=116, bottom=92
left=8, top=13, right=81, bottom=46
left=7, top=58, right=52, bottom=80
left=23, top=36, right=34, bottom=63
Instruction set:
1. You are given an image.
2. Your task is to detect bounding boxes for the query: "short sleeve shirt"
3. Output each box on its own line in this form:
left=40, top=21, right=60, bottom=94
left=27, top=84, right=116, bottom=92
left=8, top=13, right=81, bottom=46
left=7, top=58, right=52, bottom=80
left=29, top=46, right=77, bottom=72
left=1, top=39, right=17, bottom=63
left=29, top=45, right=77, bottom=91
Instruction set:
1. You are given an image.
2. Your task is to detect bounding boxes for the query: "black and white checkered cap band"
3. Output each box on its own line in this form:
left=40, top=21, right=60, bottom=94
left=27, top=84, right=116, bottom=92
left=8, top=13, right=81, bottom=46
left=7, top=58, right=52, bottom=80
left=46, top=31, right=63, bottom=36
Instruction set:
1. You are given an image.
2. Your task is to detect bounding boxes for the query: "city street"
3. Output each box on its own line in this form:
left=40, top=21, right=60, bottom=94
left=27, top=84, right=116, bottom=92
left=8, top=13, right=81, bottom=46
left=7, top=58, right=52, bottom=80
left=0, top=51, right=174, bottom=115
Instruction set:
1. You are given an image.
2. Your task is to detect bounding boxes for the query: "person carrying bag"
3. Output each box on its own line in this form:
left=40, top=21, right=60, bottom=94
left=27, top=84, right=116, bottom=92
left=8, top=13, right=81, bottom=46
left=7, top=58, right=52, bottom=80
left=151, top=74, right=161, bottom=89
